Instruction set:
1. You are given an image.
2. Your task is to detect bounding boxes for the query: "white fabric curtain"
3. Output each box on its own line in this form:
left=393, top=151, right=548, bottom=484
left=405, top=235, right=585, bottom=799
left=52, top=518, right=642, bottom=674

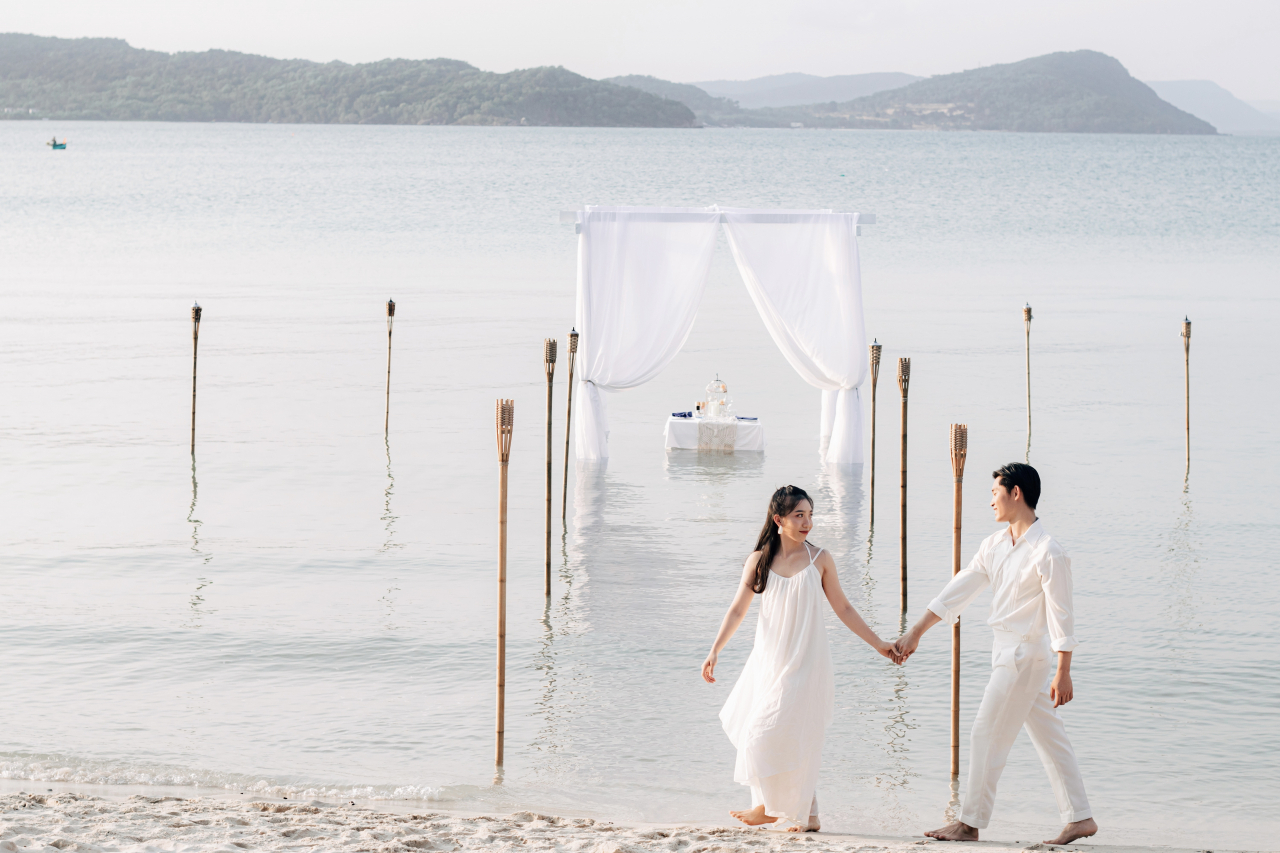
left=574, top=206, right=720, bottom=460
left=720, top=209, right=868, bottom=464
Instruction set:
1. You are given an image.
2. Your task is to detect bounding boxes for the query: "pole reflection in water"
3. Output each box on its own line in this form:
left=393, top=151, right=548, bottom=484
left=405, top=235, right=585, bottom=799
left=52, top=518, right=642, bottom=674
left=857, top=482, right=921, bottom=821
left=861, top=526, right=877, bottom=606
left=874, top=650, right=921, bottom=831
left=379, top=436, right=401, bottom=629
left=525, top=464, right=607, bottom=782
left=816, top=461, right=921, bottom=833
left=380, top=436, right=400, bottom=553
left=530, top=574, right=580, bottom=772
left=184, top=455, right=213, bottom=629
left=1162, top=475, right=1201, bottom=665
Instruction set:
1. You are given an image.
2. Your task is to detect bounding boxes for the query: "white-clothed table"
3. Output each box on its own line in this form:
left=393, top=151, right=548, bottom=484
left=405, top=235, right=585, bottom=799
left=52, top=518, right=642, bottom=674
left=663, top=417, right=766, bottom=453
left=927, top=520, right=1092, bottom=829
left=572, top=207, right=867, bottom=463
left=720, top=544, right=833, bottom=824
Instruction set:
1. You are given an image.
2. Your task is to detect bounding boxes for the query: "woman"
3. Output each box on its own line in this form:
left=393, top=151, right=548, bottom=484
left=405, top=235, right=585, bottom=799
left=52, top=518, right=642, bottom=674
left=702, top=485, right=897, bottom=832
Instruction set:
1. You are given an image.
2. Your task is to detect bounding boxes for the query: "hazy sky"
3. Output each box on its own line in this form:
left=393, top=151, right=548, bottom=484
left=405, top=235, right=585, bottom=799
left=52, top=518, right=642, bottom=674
left=8, top=0, right=1278, bottom=99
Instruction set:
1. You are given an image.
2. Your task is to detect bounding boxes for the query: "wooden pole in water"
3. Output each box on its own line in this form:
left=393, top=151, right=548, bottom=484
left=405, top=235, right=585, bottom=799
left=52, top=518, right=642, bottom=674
left=869, top=341, right=882, bottom=525
left=949, top=423, right=968, bottom=778
left=561, top=329, right=578, bottom=522
left=190, top=303, right=201, bottom=455
left=897, top=358, right=911, bottom=613
left=544, top=339, right=557, bottom=597
left=1024, top=303, right=1032, bottom=461
left=495, top=398, right=514, bottom=766
left=1182, top=317, right=1191, bottom=471
left=385, top=300, right=395, bottom=434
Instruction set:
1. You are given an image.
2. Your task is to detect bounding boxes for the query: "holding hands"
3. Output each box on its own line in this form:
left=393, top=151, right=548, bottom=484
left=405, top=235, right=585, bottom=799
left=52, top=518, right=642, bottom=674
left=891, top=628, right=922, bottom=664
left=875, top=637, right=908, bottom=665
left=891, top=610, right=941, bottom=665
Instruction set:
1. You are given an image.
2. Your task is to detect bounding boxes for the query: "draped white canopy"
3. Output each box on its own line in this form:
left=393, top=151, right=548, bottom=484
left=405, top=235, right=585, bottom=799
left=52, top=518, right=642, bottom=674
left=572, top=205, right=869, bottom=465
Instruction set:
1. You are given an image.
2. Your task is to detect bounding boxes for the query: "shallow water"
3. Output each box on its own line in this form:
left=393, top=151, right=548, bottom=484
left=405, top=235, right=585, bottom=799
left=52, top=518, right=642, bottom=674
left=0, top=122, right=1277, bottom=848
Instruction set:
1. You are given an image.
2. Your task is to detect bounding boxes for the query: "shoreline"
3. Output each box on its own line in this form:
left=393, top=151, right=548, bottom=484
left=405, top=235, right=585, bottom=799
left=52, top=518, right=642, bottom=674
left=0, top=781, right=1258, bottom=853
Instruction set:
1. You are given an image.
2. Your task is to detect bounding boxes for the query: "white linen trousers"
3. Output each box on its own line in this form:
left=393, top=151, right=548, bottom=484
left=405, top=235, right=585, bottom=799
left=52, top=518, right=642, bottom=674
left=962, top=630, right=1092, bottom=828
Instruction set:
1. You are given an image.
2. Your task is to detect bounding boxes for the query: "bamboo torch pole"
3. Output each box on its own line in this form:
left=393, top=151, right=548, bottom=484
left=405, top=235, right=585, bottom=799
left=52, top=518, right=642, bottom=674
left=385, top=300, right=395, bottom=434
left=561, top=329, right=578, bottom=522
left=543, top=339, right=557, bottom=596
left=190, top=303, right=201, bottom=455
left=949, top=423, right=968, bottom=778
left=495, top=398, right=515, bottom=766
left=869, top=341, right=882, bottom=525
left=1024, top=303, right=1032, bottom=461
left=1182, top=317, right=1191, bottom=472
left=897, top=358, right=911, bottom=613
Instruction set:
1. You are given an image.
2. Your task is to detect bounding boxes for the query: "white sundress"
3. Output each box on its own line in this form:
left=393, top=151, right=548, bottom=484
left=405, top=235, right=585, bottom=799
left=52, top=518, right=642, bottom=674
left=719, top=542, right=835, bottom=823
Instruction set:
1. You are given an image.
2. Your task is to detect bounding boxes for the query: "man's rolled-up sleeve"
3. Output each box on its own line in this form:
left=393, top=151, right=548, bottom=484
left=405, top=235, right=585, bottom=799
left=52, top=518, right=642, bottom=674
left=1040, top=548, right=1079, bottom=652
left=927, top=548, right=990, bottom=625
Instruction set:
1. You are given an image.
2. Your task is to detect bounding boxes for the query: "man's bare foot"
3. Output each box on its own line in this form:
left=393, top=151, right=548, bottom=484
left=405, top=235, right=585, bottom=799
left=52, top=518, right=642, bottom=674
left=786, top=816, right=820, bottom=832
left=1044, top=818, right=1097, bottom=845
left=924, top=821, right=980, bottom=841
left=729, top=805, right=779, bottom=827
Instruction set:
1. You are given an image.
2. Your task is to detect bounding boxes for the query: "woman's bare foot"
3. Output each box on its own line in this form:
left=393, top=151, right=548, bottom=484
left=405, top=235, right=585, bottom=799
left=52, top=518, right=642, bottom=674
left=924, top=821, right=980, bottom=841
left=1045, top=818, right=1097, bottom=845
left=786, top=816, right=821, bottom=832
left=729, top=805, right=779, bottom=827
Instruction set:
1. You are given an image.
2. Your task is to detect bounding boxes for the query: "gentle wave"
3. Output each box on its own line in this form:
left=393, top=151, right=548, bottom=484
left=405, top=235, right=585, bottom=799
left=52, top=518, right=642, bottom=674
left=0, top=756, right=445, bottom=802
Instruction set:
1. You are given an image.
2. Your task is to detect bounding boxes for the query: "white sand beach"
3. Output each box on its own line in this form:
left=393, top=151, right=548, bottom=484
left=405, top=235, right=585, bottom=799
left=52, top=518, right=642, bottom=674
left=0, top=789, right=1251, bottom=853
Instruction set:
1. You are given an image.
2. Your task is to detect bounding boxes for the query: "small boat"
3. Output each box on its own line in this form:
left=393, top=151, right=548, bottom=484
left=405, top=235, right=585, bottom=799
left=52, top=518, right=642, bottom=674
left=47, top=137, right=67, bottom=149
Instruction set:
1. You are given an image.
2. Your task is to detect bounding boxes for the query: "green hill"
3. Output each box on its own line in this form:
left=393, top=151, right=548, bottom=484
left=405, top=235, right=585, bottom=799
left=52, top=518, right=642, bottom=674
left=0, top=33, right=697, bottom=127
left=813, top=50, right=1215, bottom=133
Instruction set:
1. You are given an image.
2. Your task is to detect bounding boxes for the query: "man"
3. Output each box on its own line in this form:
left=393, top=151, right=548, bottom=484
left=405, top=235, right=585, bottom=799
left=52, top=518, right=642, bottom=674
left=893, top=463, right=1096, bottom=845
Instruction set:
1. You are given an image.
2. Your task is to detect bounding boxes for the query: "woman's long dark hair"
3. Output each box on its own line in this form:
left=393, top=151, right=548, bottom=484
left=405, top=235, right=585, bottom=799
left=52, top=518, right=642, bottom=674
left=751, top=485, right=813, bottom=594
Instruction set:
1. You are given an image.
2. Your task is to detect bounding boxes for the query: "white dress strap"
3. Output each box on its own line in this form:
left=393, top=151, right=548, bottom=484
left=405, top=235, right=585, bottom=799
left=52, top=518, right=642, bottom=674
left=804, top=542, right=822, bottom=565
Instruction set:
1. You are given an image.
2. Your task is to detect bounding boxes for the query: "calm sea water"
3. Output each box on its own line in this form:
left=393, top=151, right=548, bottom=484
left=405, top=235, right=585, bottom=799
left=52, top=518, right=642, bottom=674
left=1, top=122, right=1277, bottom=848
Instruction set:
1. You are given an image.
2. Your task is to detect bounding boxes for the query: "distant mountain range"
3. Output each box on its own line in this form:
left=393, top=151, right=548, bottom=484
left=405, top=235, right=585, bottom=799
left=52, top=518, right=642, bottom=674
left=1144, top=80, right=1279, bottom=134
left=0, top=33, right=696, bottom=127
left=616, top=52, right=1214, bottom=134
left=692, top=72, right=922, bottom=108
left=1249, top=100, right=1280, bottom=119
left=604, top=76, right=742, bottom=116
left=0, top=35, right=1237, bottom=135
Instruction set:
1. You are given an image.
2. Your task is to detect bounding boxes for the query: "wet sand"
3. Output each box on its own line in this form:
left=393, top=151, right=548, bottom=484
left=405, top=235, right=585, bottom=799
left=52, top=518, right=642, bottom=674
left=0, top=788, right=1250, bottom=853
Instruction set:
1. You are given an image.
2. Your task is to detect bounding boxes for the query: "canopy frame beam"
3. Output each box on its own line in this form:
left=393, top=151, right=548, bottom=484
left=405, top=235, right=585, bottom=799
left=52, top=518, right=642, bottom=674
left=559, top=209, right=876, bottom=235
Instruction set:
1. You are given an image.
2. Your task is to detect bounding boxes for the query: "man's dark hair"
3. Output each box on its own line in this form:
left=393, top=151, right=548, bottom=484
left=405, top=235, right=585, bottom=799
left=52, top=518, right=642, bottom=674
left=993, top=462, right=1041, bottom=509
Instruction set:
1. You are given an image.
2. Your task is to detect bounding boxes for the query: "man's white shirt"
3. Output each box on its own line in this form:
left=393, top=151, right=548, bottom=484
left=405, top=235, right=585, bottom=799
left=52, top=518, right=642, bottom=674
left=927, top=518, right=1079, bottom=653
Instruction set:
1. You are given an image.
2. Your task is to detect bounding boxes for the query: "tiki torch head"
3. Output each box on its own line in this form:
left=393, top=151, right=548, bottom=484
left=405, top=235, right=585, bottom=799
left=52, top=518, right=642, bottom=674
left=896, top=357, right=911, bottom=397
left=495, top=399, right=515, bottom=463
left=568, top=328, right=579, bottom=354
left=950, top=423, right=969, bottom=479
left=869, top=340, right=882, bottom=384
left=387, top=299, right=396, bottom=318
left=1182, top=317, right=1191, bottom=340
left=544, top=338, right=558, bottom=379
left=192, top=302, right=202, bottom=326
left=1023, top=303, right=1032, bottom=323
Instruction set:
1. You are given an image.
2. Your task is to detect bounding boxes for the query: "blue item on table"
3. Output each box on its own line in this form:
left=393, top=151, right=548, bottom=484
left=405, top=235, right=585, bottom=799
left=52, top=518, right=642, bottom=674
left=672, top=411, right=693, bottom=418
left=736, top=416, right=757, bottom=421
